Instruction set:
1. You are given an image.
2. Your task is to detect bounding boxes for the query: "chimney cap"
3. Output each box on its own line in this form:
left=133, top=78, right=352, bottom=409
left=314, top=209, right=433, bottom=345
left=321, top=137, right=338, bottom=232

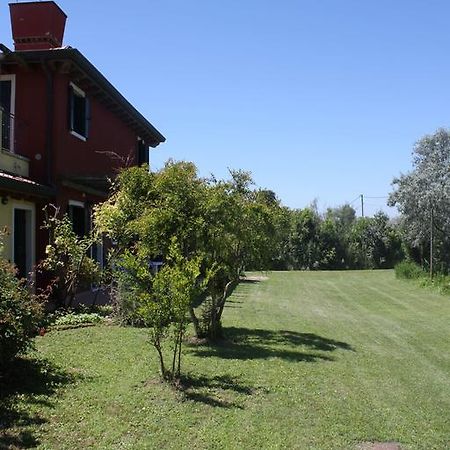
left=9, top=1, right=68, bottom=51
left=9, top=1, right=67, bottom=19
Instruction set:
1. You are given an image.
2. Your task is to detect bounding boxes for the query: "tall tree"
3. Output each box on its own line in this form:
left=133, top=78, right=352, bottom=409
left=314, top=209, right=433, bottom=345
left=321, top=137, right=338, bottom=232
left=389, top=128, right=450, bottom=273
left=95, top=161, right=279, bottom=342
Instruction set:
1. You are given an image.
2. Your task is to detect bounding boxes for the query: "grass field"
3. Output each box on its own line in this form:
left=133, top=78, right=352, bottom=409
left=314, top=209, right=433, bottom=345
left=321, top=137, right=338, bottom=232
left=1, top=270, right=449, bottom=449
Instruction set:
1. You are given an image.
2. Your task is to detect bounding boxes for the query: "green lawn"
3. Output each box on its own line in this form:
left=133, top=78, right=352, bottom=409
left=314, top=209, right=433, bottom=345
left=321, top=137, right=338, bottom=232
left=1, top=270, right=449, bottom=449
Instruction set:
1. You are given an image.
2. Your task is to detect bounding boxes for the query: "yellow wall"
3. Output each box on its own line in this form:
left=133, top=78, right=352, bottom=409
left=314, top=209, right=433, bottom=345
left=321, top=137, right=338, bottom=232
left=0, top=198, right=35, bottom=263
left=0, top=150, right=30, bottom=177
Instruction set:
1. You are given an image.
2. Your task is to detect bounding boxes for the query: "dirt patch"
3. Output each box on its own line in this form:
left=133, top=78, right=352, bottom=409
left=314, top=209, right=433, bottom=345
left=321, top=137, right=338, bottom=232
left=356, top=442, right=403, bottom=450
left=142, top=377, right=162, bottom=387
left=185, top=336, right=209, bottom=346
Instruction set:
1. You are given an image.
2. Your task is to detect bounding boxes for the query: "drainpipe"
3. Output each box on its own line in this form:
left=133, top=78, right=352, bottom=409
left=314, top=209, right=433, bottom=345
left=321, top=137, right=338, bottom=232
left=42, top=59, right=54, bottom=187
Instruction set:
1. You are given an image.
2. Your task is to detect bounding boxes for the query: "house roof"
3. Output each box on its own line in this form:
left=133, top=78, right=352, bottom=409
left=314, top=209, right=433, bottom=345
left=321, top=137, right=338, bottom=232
left=0, top=170, right=55, bottom=197
left=0, top=45, right=166, bottom=147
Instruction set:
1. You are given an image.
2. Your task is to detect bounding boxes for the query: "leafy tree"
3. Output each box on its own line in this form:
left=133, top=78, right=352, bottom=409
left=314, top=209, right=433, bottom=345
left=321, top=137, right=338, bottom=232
left=196, top=169, right=278, bottom=338
left=326, top=204, right=357, bottom=229
left=318, top=218, right=341, bottom=269
left=288, top=208, right=322, bottom=269
left=389, top=128, right=450, bottom=274
left=271, top=203, right=402, bottom=271
left=95, top=161, right=278, bottom=341
left=40, top=205, right=101, bottom=309
left=136, top=240, right=203, bottom=381
left=348, top=213, right=403, bottom=269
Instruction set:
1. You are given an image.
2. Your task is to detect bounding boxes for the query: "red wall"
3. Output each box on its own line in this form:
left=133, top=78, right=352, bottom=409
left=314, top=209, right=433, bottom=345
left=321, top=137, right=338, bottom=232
left=12, top=64, right=140, bottom=186
left=52, top=73, right=139, bottom=180
left=13, top=66, right=48, bottom=182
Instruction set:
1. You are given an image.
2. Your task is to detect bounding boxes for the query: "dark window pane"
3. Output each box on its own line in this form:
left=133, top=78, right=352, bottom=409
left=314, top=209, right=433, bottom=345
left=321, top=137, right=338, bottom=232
left=137, top=139, right=148, bottom=165
left=69, top=205, right=86, bottom=237
left=0, top=80, right=12, bottom=150
left=14, top=209, right=27, bottom=279
left=72, top=92, right=86, bottom=136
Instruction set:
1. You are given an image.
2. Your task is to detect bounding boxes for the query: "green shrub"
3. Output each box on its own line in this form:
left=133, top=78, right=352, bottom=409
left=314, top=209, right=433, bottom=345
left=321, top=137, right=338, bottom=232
left=395, top=260, right=425, bottom=279
left=395, top=261, right=450, bottom=296
left=52, top=312, right=103, bottom=327
left=419, top=273, right=450, bottom=295
left=0, top=259, right=43, bottom=369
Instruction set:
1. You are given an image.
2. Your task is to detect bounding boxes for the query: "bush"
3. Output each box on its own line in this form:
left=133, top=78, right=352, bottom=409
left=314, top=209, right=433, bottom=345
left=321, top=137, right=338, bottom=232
left=395, top=260, right=425, bottom=279
left=53, top=312, right=103, bottom=328
left=0, top=259, right=43, bottom=369
left=419, top=273, right=450, bottom=295
left=395, top=260, right=450, bottom=296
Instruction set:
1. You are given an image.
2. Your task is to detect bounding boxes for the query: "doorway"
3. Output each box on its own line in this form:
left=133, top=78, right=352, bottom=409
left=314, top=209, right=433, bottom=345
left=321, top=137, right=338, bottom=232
left=13, top=206, right=34, bottom=280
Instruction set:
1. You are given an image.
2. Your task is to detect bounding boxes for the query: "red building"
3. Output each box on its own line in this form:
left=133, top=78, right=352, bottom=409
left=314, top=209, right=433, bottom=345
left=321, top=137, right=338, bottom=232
left=0, top=1, right=165, bottom=283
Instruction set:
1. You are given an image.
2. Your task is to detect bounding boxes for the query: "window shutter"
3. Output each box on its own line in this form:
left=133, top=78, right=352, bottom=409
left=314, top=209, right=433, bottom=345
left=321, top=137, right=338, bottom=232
left=68, top=85, right=74, bottom=131
left=85, top=97, right=91, bottom=139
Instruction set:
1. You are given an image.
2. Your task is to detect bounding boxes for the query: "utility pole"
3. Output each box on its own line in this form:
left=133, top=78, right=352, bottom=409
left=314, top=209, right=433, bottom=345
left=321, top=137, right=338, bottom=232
left=360, top=194, right=364, bottom=218
left=430, top=207, right=434, bottom=279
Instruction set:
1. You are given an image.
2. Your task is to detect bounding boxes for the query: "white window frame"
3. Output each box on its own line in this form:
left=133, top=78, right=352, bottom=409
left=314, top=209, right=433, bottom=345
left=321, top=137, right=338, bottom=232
left=11, top=203, right=35, bottom=282
left=68, top=199, right=85, bottom=208
left=0, top=74, right=16, bottom=153
left=69, top=82, right=87, bottom=142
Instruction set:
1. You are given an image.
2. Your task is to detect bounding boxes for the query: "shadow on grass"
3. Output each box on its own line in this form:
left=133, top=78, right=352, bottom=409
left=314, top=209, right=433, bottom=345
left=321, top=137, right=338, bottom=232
left=179, top=373, right=257, bottom=409
left=188, top=327, right=354, bottom=362
left=0, top=357, right=80, bottom=449
left=239, top=278, right=262, bottom=284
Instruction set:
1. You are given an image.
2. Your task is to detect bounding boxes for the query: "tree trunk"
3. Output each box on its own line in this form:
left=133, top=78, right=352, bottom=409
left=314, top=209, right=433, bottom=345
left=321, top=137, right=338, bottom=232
left=189, top=306, right=203, bottom=338
left=153, top=339, right=166, bottom=380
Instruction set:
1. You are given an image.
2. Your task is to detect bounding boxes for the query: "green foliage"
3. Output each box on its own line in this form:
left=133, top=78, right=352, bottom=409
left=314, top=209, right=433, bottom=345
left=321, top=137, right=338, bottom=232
left=395, top=261, right=450, bottom=295
left=95, top=161, right=280, bottom=341
left=394, top=261, right=425, bottom=280
left=389, top=128, right=450, bottom=274
left=348, top=213, right=403, bottom=269
left=137, top=241, right=204, bottom=380
left=52, top=312, right=103, bottom=328
left=40, top=206, right=101, bottom=308
left=0, top=239, right=43, bottom=369
left=419, top=273, right=450, bottom=295
left=272, top=204, right=403, bottom=271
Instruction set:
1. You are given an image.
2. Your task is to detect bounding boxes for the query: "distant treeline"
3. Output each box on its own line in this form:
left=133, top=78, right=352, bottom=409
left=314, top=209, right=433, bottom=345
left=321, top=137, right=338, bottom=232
left=261, top=200, right=404, bottom=271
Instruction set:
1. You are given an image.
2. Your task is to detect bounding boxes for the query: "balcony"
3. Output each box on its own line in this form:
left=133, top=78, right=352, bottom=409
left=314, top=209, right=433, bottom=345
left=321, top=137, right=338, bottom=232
left=0, top=108, right=29, bottom=177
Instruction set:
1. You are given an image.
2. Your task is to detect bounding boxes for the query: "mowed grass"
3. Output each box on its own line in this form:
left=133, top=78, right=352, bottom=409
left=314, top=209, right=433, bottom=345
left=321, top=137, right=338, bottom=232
left=1, top=270, right=449, bottom=449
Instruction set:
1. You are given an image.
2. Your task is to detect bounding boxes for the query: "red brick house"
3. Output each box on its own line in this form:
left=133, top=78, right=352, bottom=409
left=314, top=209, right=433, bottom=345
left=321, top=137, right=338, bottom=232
left=0, top=1, right=165, bottom=283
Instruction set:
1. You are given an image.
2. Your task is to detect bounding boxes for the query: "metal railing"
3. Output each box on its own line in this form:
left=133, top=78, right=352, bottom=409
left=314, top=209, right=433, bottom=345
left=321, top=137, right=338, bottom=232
left=0, top=107, right=14, bottom=152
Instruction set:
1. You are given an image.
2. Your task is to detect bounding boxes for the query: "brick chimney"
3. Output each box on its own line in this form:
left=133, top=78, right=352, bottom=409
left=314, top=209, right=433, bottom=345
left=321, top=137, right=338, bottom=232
left=9, top=1, right=67, bottom=51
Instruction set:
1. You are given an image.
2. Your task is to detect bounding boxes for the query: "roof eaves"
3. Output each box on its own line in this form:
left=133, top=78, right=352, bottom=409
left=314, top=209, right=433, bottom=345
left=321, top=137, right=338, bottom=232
left=0, top=171, right=56, bottom=198
left=4, top=47, right=166, bottom=146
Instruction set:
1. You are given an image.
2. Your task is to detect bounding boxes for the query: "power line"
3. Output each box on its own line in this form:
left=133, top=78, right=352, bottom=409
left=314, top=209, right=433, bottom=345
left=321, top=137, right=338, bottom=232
left=349, top=196, right=361, bottom=206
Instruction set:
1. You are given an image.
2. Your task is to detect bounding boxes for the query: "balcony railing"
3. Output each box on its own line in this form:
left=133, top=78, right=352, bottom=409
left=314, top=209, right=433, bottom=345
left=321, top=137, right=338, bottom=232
left=0, top=107, right=14, bottom=152
left=0, top=108, right=29, bottom=177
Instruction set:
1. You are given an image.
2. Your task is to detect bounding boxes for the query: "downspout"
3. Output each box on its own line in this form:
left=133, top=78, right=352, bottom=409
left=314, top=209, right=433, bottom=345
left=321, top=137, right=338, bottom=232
left=42, top=59, right=54, bottom=187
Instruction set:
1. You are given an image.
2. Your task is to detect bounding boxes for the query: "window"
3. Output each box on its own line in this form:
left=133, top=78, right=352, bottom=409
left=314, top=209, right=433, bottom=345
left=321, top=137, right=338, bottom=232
left=0, top=75, right=15, bottom=152
left=68, top=83, right=90, bottom=140
left=137, top=138, right=149, bottom=165
left=68, top=201, right=86, bottom=238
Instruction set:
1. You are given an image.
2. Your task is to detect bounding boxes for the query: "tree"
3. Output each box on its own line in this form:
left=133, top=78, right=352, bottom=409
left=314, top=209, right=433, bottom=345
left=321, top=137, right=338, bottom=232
left=348, top=213, right=403, bottom=269
left=196, top=169, right=278, bottom=338
left=136, top=240, right=203, bottom=381
left=40, top=205, right=101, bottom=309
left=94, top=161, right=279, bottom=344
left=326, top=204, right=356, bottom=229
left=288, top=208, right=322, bottom=269
left=389, top=128, right=450, bottom=274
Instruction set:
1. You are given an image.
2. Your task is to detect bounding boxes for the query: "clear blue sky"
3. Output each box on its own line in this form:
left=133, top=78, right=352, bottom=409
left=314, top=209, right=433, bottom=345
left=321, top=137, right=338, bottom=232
left=2, top=0, right=450, bottom=216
